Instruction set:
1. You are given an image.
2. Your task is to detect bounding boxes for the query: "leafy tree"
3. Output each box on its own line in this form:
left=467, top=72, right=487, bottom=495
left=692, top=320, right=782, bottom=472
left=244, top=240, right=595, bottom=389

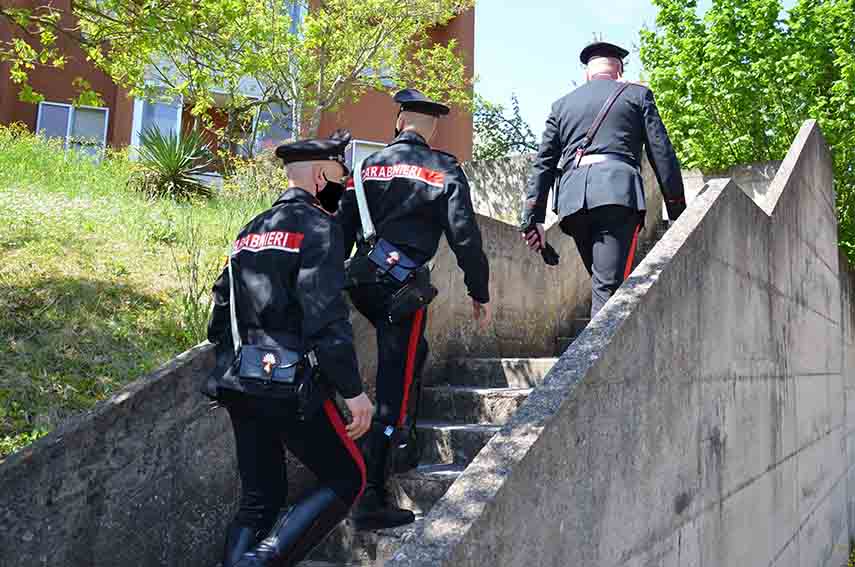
left=473, top=93, right=538, bottom=161
left=639, top=0, right=855, bottom=258
left=0, top=0, right=474, bottom=146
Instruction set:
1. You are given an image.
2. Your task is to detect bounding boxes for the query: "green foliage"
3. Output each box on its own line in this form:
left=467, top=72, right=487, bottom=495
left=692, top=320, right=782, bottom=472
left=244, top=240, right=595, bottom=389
left=222, top=152, right=289, bottom=203
left=1, top=0, right=475, bottom=142
left=0, top=427, right=48, bottom=457
left=639, top=0, right=855, bottom=259
left=167, top=213, right=223, bottom=347
left=130, top=127, right=214, bottom=201
left=0, top=125, right=271, bottom=457
left=473, top=93, right=538, bottom=161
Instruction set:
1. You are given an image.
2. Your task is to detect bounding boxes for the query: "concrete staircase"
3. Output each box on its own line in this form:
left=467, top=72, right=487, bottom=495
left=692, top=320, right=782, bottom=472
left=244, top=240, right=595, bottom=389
left=305, top=221, right=671, bottom=566
left=305, top=356, right=576, bottom=565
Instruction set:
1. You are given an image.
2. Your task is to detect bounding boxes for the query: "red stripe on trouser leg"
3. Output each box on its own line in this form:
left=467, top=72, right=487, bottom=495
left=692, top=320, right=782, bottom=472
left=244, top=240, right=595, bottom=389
left=397, top=308, right=426, bottom=428
left=322, top=399, right=367, bottom=502
left=623, top=224, right=642, bottom=280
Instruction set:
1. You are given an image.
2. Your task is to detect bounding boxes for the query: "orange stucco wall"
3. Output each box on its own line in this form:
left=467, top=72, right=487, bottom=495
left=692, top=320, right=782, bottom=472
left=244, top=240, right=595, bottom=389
left=0, top=0, right=133, bottom=146
left=1, top=3, right=474, bottom=157
left=317, top=8, right=475, bottom=161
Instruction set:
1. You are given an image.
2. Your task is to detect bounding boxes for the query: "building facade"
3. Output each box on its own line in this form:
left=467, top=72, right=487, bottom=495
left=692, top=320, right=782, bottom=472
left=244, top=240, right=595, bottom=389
left=0, top=3, right=474, bottom=162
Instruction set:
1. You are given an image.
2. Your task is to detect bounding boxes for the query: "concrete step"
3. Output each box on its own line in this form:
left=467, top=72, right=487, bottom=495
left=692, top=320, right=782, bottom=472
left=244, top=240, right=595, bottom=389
left=419, top=386, right=533, bottom=425
left=552, top=317, right=591, bottom=355
left=441, top=357, right=558, bottom=388
left=567, top=317, right=591, bottom=337
left=305, top=465, right=462, bottom=565
left=308, top=517, right=425, bottom=565
left=556, top=336, right=575, bottom=354
left=417, top=422, right=501, bottom=465
left=394, top=463, right=464, bottom=514
left=301, top=563, right=373, bottom=566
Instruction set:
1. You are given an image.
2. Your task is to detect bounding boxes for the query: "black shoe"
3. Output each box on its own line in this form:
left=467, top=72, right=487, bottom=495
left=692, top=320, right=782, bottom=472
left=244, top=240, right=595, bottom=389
left=351, top=485, right=415, bottom=531
left=222, top=522, right=258, bottom=567
left=234, top=487, right=348, bottom=567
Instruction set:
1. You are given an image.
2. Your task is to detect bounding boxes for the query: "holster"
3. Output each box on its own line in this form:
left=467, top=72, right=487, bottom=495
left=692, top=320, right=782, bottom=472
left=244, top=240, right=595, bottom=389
left=345, top=238, right=422, bottom=288
left=221, top=346, right=322, bottom=419
left=386, top=266, right=437, bottom=324
left=345, top=239, right=437, bottom=323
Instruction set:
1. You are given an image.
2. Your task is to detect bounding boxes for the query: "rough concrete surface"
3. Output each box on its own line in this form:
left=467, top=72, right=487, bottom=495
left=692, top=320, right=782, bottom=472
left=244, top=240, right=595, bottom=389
left=0, top=174, right=665, bottom=566
left=1, top=134, right=798, bottom=567
left=0, top=344, right=237, bottom=567
left=463, top=152, right=778, bottom=226
left=386, top=121, right=854, bottom=567
left=464, top=153, right=665, bottom=236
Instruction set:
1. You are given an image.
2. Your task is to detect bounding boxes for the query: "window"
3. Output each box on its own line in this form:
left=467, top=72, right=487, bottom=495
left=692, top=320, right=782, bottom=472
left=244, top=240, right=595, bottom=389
left=253, top=103, right=294, bottom=153
left=141, top=98, right=182, bottom=136
left=287, top=3, right=305, bottom=34
left=345, top=139, right=386, bottom=172
left=131, top=95, right=183, bottom=149
left=36, top=102, right=109, bottom=157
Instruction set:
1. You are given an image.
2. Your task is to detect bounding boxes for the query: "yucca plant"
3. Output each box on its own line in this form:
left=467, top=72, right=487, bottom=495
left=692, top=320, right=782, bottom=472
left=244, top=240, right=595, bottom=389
left=131, top=126, right=214, bottom=201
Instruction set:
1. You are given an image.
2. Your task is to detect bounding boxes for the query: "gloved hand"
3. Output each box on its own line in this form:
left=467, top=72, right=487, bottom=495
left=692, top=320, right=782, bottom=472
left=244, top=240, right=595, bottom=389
left=520, top=222, right=560, bottom=266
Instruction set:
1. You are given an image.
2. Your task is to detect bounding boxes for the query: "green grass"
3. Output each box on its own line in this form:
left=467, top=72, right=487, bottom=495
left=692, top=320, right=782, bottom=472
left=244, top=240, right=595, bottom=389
left=0, top=124, right=277, bottom=456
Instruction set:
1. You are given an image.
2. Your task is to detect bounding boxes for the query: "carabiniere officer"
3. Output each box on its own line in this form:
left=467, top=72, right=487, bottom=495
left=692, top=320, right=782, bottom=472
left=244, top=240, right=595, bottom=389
left=337, top=88, right=491, bottom=530
left=205, top=132, right=373, bottom=567
left=522, top=41, right=687, bottom=316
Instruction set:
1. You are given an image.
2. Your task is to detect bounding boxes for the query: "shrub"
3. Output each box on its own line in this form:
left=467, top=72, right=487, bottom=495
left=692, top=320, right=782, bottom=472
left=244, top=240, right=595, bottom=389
left=130, top=127, right=214, bottom=201
left=221, top=149, right=288, bottom=203
left=168, top=210, right=223, bottom=346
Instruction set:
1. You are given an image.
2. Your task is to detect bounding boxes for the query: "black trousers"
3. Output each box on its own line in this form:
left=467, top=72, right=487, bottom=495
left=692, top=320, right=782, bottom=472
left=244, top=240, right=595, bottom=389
left=560, top=205, right=642, bottom=317
left=348, top=282, right=429, bottom=428
left=222, top=391, right=366, bottom=534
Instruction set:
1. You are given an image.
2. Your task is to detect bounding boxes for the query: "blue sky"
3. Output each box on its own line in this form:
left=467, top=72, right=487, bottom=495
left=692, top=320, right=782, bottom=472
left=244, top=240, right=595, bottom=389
left=474, top=0, right=794, bottom=135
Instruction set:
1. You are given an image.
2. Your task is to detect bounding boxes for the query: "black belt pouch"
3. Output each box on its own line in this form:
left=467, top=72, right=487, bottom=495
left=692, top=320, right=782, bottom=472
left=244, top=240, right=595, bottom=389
left=386, top=267, right=437, bottom=324
left=345, top=238, right=420, bottom=288
left=225, top=346, right=321, bottom=419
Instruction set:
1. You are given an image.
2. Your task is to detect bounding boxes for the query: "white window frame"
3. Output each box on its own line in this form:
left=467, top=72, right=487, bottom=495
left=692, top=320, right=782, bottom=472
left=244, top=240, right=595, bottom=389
left=346, top=139, right=386, bottom=172
left=251, top=101, right=297, bottom=154
left=130, top=94, right=184, bottom=150
left=35, top=101, right=110, bottom=153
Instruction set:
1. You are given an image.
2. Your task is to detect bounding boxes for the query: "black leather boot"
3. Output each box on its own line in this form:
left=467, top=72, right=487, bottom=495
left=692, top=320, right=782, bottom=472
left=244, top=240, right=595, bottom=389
left=222, top=522, right=258, bottom=567
left=233, top=487, right=348, bottom=567
left=351, top=422, right=415, bottom=531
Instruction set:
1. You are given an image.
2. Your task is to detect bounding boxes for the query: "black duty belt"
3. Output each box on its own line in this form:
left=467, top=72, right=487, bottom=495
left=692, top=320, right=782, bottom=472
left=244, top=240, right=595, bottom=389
left=576, top=153, right=638, bottom=169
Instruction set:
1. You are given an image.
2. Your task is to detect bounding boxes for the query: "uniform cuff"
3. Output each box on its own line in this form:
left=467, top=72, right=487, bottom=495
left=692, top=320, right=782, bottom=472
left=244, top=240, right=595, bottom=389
left=337, top=379, right=364, bottom=399
left=469, top=290, right=490, bottom=304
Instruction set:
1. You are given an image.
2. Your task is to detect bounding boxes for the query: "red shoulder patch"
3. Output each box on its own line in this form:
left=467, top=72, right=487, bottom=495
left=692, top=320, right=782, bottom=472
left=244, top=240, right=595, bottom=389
left=362, top=164, right=445, bottom=188
left=232, top=231, right=304, bottom=255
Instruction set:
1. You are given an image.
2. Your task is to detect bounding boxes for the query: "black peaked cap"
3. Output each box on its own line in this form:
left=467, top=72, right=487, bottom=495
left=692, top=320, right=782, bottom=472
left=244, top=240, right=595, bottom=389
left=580, top=41, right=630, bottom=64
left=394, top=88, right=450, bottom=116
left=275, top=129, right=351, bottom=175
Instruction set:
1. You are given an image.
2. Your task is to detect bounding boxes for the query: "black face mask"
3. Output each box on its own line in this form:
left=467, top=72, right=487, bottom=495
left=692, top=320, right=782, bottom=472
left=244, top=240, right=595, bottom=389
left=394, top=109, right=402, bottom=138
left=318, top=175, right=345, bottom=213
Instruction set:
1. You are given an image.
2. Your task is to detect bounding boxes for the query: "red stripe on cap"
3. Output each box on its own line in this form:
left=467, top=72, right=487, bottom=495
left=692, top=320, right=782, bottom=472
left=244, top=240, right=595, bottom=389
left=323, top=399, right=366, bottom=502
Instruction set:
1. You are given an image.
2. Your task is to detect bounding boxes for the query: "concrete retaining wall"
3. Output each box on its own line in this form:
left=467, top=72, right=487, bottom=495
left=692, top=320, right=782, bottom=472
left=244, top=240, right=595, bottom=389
left=681, top=160, right=781, bottom=212
left=0, top=179, right=665, bottom=565
left=463, top=154, right=665, bottom=233
left=463, top=154, right=779, bottom=225
left=0, top=345, right=237, bottom=567
left=387, top=121, right=854, bottom=567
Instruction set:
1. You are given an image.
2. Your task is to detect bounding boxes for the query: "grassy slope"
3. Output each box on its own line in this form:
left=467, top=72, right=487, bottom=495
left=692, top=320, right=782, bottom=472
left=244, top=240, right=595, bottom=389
left=0, top=126, right=273, bottom=456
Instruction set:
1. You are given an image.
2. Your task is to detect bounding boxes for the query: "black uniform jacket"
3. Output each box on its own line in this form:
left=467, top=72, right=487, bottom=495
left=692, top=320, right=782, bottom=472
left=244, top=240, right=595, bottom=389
left=337, top=131, right=490, bottom=304
left=523, top=78, right=687, bottom=225
left=207, top=188, right=363, bottom=399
